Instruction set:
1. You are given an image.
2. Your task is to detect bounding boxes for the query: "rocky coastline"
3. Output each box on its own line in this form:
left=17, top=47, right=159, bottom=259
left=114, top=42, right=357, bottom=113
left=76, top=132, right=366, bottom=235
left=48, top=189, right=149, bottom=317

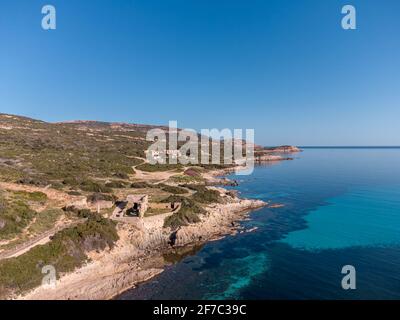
left=18, top=173, right=267, bottom=300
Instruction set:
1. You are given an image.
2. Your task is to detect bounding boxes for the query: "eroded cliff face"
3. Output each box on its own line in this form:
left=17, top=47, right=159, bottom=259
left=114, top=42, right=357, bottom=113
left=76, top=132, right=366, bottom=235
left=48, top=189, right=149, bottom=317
left=18, top=196, right=266, bottom=300
left=172, top=199, right=265, bottom=246
left=129, top=193, right=266, bottom=252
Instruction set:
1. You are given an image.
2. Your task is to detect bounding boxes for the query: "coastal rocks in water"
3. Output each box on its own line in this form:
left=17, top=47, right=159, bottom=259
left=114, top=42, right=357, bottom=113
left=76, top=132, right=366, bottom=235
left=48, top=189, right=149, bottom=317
left=246, top=227, right=258, bottom=233
left=269, top=203, right=285, bottom=208
left=219, top=178, right=238, bottom=186
left=227, top=179, right=239, bottom=186
left=207, top=178, right=239, bottom=187
left=171, top=198, right=266, bottom=247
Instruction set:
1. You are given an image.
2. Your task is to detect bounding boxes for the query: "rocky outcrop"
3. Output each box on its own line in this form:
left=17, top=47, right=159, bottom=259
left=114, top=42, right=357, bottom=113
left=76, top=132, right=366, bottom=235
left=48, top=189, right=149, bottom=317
left=253, top=145, right=300, bottom=162
left=264, top=145, right=301, bottom=153
left=18, top=194, right=267, bottom=300
left=173, top=199, right=266, bottom=247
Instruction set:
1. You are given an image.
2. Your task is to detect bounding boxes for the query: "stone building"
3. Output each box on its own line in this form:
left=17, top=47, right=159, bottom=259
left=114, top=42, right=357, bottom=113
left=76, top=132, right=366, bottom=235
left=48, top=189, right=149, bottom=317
left=126, top=194, right=148, bottom=218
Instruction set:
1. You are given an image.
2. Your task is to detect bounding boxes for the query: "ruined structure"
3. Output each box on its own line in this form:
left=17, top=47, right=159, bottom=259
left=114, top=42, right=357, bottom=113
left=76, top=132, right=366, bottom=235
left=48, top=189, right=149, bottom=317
left=126, top=194, right=148, bottom=218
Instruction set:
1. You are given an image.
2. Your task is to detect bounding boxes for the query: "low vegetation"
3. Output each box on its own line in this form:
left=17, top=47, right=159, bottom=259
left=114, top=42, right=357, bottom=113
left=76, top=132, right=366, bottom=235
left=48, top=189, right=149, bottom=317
left=105, top=180, right=128, bottom=189
left=163, top=205, right=201, bottom=229
left=0, top=194, right=36, bottom=240
left=87, top=193, right=116, bottom=203
left=0, top=113, right=236, bottom=296
left=168, top=174, right=203, bottom=184
left=0, top=114, right=145, bottom=190
left=9, top=190, right=47, bottom=203
left=163, top=195, right=207, bottom=229
left=28, top=208, right=64, bottom=235
left=136, top=163, right=183, bottom=172
left=184, top=185, right=222, bottom=204
left=0, top=214, right=118, bottom=297
left=130, top=181, right=154, bottom=189
left=162, top=185, right=222, bottom=229
left=160, top=184, right=189, bottom=195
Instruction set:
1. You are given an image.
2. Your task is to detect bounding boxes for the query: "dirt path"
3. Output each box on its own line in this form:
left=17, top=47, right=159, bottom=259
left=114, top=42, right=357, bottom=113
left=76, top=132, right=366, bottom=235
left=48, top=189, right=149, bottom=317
left=133, top=168, right=178, bottom=183
left=0, top=219, right=85, bottom=260
left=131, top=158, right=186, bottom=184
left=133, top=165, right=181, bottom=184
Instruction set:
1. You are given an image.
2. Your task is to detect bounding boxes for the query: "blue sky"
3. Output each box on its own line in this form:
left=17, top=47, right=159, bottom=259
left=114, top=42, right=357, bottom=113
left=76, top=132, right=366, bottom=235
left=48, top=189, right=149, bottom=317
left=0, top=0, right=399, bottom=146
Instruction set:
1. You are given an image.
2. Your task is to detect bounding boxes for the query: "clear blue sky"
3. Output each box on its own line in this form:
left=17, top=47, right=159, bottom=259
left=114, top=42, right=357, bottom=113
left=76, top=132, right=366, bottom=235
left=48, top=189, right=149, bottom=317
left=1, top=0, right=399, bottom=146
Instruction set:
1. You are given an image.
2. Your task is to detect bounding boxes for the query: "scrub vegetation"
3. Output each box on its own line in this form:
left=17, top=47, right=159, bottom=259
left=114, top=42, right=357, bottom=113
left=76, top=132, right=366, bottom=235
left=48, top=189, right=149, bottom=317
left=0, top=214, right=118, bottom=297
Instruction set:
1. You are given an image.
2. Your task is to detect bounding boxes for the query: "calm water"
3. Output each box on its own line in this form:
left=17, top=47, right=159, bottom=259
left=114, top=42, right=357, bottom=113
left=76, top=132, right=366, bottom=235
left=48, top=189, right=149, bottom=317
left=118, top=148, right=400, bottom=300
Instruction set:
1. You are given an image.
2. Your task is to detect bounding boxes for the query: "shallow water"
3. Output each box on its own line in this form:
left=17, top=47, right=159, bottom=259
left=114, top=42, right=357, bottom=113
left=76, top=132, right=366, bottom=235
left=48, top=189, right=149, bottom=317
left=118, top=148, right=400, bottom=300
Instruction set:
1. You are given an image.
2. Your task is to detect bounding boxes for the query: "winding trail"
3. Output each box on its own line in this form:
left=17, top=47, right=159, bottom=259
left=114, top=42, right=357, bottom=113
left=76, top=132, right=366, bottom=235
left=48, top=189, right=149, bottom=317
left=0, top=219, right=85, bottom=260
left=132, top=159, right=182, bottom=184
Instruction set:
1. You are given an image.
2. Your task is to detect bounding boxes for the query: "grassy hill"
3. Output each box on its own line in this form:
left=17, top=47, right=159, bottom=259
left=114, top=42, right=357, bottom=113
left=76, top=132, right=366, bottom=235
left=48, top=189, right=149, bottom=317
left=0, top=113, right=235, bottom=189
left=0, top=114, right=156, bottom=188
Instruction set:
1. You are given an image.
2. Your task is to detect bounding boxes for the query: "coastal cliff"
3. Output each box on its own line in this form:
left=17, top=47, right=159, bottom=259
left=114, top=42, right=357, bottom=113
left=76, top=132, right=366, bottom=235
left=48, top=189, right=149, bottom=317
left=18, top=190, right=266, bottom=300
left=0, top=113, right=290, bottom=300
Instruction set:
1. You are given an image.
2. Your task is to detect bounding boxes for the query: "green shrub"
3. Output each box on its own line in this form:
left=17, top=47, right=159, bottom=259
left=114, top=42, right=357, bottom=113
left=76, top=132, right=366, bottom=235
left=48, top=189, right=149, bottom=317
left=136, top=163, right=182, bottom=172
left=184, top=185, right=221, bottom=204
left=162, top=195, right=206, bottom=229
left=63, top=206, right=93, bottom=219
left=0, top=215, right=118, bottom=295
left=113, top=172, right=129, bottom=179
left=28, top=208, right=63, bottom=234
left=79, top=180, right=112, bottom=193
left=0, top=200, right=36, bottom=239
left=160, top=184, right=189, bottom=195
left=67, top=191, right=81, bottom=196
left=16, top=177, right=49, bottom=187
left=168, top=175, right=203, bottom=184
left=87, top=193, right=116, bottom=203
left=11, top=190, right=47, bottom=202
left=163, top=202, right=202, bottom=229
left=160, top=195, right=186, bottom=204
left=161, top=195, right=205, bottom=213
left=62, top=177, right=79, bottom=186
left=131, top=181, right=155, bottom=189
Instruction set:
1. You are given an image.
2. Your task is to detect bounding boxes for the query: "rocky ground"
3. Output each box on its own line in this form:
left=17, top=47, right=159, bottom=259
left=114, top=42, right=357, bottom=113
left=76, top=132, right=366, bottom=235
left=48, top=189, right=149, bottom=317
left=18, top=190, right=267, bottom=300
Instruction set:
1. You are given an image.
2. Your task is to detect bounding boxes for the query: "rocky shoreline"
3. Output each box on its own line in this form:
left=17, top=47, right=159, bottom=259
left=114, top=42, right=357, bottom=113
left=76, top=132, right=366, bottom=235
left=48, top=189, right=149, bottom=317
left=17, top=175, right=267, bottom=300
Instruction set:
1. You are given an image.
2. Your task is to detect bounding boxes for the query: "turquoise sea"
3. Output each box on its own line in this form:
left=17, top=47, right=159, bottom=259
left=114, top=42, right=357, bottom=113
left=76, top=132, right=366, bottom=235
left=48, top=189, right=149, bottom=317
left=118, top=148, right=400, bottom=300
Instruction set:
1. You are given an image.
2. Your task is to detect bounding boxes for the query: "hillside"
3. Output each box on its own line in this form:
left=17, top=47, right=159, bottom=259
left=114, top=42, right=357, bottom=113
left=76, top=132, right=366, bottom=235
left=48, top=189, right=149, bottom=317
left=0, top=113, right=299, bottom=298
left=0, top=114, right=156, bottom=187
left=0, top=113, right=232, bottom=297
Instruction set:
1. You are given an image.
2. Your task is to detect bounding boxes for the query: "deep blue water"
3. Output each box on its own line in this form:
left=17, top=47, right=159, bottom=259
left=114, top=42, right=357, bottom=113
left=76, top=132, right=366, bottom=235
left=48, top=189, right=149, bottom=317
left=118, top=149, right=400, bottom=300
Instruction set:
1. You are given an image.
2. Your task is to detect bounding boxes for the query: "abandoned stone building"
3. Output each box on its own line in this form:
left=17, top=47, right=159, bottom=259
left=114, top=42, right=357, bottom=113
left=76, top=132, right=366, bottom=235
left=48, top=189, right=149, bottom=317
left=125, top=194, right=148, bottom=218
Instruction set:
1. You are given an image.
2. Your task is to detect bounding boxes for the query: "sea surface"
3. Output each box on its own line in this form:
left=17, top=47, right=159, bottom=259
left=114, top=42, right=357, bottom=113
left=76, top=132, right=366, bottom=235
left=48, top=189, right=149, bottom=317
left=118, top=148, right=400, bottom=300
